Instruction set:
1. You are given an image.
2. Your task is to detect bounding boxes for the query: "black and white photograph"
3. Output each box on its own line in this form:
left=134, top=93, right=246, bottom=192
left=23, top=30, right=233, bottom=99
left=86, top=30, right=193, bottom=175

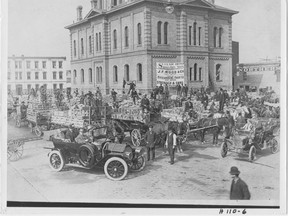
left=1, top=0, right=287, bottom=215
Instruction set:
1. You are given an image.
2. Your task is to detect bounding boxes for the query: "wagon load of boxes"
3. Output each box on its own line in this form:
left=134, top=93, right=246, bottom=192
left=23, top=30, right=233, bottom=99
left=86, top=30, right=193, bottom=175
left=111, top=106, right=145, bottom=122
left=161, top=107, right=185, bottom=122
left=51, top=104, right=91, bottom=128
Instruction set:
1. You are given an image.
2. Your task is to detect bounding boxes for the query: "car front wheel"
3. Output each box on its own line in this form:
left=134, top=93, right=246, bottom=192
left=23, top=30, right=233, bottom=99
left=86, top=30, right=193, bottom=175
left=130, top=155, right=146, bottom=172
left=104, top=157, right=128, bottom=181
left=48, top=150, right=65, bottom=172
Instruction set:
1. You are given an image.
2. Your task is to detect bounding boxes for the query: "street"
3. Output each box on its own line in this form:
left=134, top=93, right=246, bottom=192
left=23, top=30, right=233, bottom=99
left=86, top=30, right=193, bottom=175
left=7, top=121, right=280, bottom=204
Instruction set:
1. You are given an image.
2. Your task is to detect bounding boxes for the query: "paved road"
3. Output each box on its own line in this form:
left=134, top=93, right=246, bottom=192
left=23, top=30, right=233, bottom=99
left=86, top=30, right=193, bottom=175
left=7, top=128, right=280, bottom=205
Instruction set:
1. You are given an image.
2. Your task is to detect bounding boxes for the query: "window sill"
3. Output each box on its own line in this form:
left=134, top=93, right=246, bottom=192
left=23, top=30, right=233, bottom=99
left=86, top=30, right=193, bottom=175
left=190, top=80, right=203, bottom=82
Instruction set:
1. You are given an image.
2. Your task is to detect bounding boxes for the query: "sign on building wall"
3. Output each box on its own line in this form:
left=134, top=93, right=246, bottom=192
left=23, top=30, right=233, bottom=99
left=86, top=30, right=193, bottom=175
left=237, top=64, right=280, bottom=73
left=156, top=62, right=184, bottom=86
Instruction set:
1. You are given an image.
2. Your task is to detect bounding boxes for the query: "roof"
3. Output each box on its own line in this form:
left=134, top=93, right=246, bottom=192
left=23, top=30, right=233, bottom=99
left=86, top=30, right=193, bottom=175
left=65, top=0, right=238, bottom=29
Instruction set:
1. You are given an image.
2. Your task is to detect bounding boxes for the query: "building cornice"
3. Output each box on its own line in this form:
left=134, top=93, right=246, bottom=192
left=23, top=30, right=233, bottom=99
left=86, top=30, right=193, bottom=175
left=8, top=56, right=67, bottom=60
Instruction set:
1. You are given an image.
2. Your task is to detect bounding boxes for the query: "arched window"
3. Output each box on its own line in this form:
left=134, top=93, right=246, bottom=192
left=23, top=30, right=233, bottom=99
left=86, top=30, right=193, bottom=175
left=73, top=40, right=77, bottom=57
left=96, top=33, right=99, bottom=51
left=99, top=67, right=102, bottom=83
left=137, top=23, right=142, bottom=45
left=219, top=27, right=223, bottom=48
left=73, top=70, right=77, bottom=84
left=194, top=63, right=197, bottom=81
left=189, top=26, right=192, bottom=46
left=124, top=26, right=129, bottom=47
left=81, top=38, right=84, bottom=55
left=193, top=22, right=197, bottom=46
left=137, top=64, right=142, bottom=82
left=198, top=27, right=201, bottom=46
left=157, top=21, right=162, bottom=44
left=124, top=64, right=130, bottom=81
left=99, top=32, right=102, bottom=50
left=164, top=22, right=168, bottom=44
left=216, top=64, right=221, bottom=81
left=213, top=27, right=218, bottom=48
left=113, top=0, right=117, bottom=6
left=199, top=68, right=202, bottom=81
left=89, top=68, right=92, bottom=83
left=89, top=36, right=92, bottom=54
left=96, top=67, right=99, bottom=83
left=113, top=66, right=118, bottom=82
left=113, top=30, right=117, bottom=49
left=81, top=69, right=84, bottom=83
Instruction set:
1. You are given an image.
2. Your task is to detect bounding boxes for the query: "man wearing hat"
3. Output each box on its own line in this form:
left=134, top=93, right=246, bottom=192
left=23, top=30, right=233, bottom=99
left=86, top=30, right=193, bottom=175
left=229, top=166, right=251, bottom=200
left=20, top=101, right=28, bottom=119
left=165, top=126, right=177, bottom=165
left=140, top=94, right=150, bottom=112
left=144, top=124, right=156, bottom=161
left=65, top=124, right=78, bottom=142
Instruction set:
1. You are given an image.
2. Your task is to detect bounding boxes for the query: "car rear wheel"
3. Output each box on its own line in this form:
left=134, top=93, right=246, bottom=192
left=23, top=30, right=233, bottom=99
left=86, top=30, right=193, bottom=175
left=104, top=157, right=128, bottom=181
left=269, top=138, right=279, bottom=154
left=48, top=150, right=65, bottom=172
left=130, top=155, right=146, bottom=172
left=249, top=146, right=256, bottom=162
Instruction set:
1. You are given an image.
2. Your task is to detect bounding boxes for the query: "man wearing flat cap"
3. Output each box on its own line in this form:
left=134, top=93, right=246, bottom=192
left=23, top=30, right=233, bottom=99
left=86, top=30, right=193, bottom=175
left=229, top=166, right=251, bottom=200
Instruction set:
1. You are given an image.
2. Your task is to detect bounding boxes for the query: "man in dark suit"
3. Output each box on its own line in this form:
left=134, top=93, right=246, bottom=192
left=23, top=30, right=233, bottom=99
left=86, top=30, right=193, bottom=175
left=229, top=166, right=251, bottom=200
left=218, top=88, right=225, bottom=112
left=65, top=124, right=77, bottom=142
left=140, top=94, right=150, bottom=112
left=144, top=124, right=157, bottom=161
left=165, top=126, right=177, bottom=165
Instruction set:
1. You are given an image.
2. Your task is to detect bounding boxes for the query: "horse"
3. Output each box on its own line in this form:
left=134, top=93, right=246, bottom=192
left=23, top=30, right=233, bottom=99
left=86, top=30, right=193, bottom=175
left=195, top=116, right=233, bottom=145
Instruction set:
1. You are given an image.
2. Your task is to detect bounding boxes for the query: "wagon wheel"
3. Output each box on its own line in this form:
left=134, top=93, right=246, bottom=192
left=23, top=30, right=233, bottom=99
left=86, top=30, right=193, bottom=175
left=8, top=140, right=24, bottom=161
left=130, top=129, right=141, bottom=147
left=130, top=155, right=146, bottom=172
left=16, top=117, right=21, bottom=128
left=104, top=157, right=128, bottom=181
left=269, top=138, right=279, bottom=154
left=249, top=146, right=256, bottom=162
left=34, top=125, right=43, bottom=137
left=220, top=141, right=228, bottom=158
left=48, top=150, right=65, bottom=172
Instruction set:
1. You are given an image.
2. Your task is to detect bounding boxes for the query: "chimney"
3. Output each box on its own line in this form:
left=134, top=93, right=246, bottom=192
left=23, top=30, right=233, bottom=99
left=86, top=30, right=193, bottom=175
left=91, top=0, right=97, bottom=9
left=77, top=5, right=83, bottom=21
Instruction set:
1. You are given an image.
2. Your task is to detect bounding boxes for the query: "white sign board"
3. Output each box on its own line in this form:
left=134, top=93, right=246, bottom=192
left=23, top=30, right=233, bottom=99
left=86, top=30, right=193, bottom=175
left=156, top=62, right=184, bottom=86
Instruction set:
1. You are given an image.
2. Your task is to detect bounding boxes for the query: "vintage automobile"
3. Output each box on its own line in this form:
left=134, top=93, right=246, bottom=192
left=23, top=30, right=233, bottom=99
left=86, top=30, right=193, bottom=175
left=47, top=131, right=146, bottom=181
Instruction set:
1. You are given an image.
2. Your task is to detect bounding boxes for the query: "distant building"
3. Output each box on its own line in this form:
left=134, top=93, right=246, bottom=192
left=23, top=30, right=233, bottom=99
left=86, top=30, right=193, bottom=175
left=65, top=0, right=238, bottom=94
left=232, top=41, right=239, bottom=90
left=8, top=56, right=67, bottom=95
left=235, top=62, right=280, bottom=94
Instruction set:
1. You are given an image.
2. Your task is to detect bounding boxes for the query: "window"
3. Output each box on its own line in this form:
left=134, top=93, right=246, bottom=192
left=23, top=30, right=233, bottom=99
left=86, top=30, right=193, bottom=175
left=42, top=61, right=46, bottom=69
left=199, top=68, right=202, bottom=81
left=189, top=68, right=192, bottom=81
left=8, top=72, right=11, bottom=80
left=113, top=30, right=117, bottom=49
left=124, top=26, right=129, bottom=47
left=35, top=72, right=39, bottom=80
left=59, top=84, right=63, bottom=90
left=15, top=72, right=18, bottom=80
left=35, top=61, right=38, bottom=69
left=137, top=23, right=142, bottom=45
left=74, top=40, right=77, bottom=56
left=96, top=67, right=99, bottom=82
left=89, top=36, right=92, bottom=54
left=15, top=61, right=18, bottom=69
left=53, top=84, right=57, bottom=90
left=81, top=69, right=84, bottom=83
left=27, top=84, right=31, bottom=93
left=81, top=38, right=84, bottom=55
left=214, top=27, right=218, bottom=47
left=53, top=71, right=57, bottom=80
left=52, top=61, right=56, bottom=69
left=193, top=22, right=197, bottom=46
left=194, top=64, right=197, bottom=81
left=198, top=27, right=201, bottom=46
left=164, top=22, right=168, bottom=45
left=89, top=68, right=92, bottom=83
left=59, top=61, right=63, bottom=69
left=99, top=67, right=102, bottom=83
left=137, top=64, right=142, bottom=82
left=113, top=0, right=117, bottom=6
left=113, top=66, right=118, bottom=82
left=216, top=64, right=221, bottom=81
left=27, top=72, right=31, bottom=80
left=96, top=67, right=102, bottom=83
left=26, top=61, right=30, bottom=69
left=124, top=64, right=129, bottom=81
left=219, top=27, right=223, bottom=48
left=73, top=70, right=77, bottom=84
left=43, top=72, right=47, bottom=80
left=59, top=71, right=63, bottom=80
left=99, top=33, right=102, bottom=50
left=19, top=72, right=22, bottom=80
left=189, top=26, right=192, bottom=45
left=96, top=33, right=99, bottom=51
left=157, top=21, right=162, bottom=44
left=19, top=61, right=22, bottom=69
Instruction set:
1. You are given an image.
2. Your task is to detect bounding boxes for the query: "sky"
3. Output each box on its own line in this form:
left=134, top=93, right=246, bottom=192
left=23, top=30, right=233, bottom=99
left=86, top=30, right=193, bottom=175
left=7, top=0, right=281, bottom=63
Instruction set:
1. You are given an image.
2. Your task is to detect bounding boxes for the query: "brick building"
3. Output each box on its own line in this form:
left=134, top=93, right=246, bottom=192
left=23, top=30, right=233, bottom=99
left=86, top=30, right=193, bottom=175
left=65, top=0, right=238, bottom=94
left=8, top=56, right=67, bottom=95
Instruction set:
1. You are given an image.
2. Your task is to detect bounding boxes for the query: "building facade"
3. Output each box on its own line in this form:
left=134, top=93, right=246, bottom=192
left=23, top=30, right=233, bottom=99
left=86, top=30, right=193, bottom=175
left=8, top=56, right=67, bottom=95
left=235, top=62, right=281, bottom=94
left=66, top=0, right=238, bottom=94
